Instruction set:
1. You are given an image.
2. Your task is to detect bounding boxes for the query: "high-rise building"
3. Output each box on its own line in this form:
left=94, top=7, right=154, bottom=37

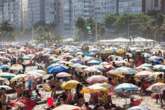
left=27, top=0, right=60, bottom=29
left=60, top=0, right=143, bottom=37
left=0, top=0, right=17, bottom=27
left=0, top=0, right=29, bottom=29
left=142, top=0, right=165, bottom=13
left=0, top=0, right=144, bottom=37
left=94, top=0, right=116, bottom=22
left=27, top=0, right=45, bottom=28
left=118, top=0, right=142, bottom=14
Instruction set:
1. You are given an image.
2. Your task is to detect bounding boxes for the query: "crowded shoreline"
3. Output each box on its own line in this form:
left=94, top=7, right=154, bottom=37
left=0, top=42, right=164, bottom=110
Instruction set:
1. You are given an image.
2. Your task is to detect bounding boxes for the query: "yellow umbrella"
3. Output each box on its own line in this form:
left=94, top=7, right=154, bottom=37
left=61, top=80, right=80, bottom=90
left=116, top=48, right=125, bottom=55
left=81, top=83, right=109, bottom=94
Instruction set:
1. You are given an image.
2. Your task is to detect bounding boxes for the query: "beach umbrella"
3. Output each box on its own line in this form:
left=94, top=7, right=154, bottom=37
left=83, top=56, right=93, bottom=61
left=81, top=85, right=108, bottom=94
left=137, top=63, right=152, bottom=68
left=142, top=53, right=151, bottom=58
left=11, top=74, right=27, bottom=82
left=0, top=72, right=16, bottom=79
left=10, top=64, right=23, bottom=71
left=116, top=48, right=126, bottom=55
left=149, top=56, right=163, bottom=61
left=117, top=67, right=137, bottom=75
left=81, top=83, right=111, bottom=93
left=76, top=52, right=83, bottom=55
left=115, top=83, right=139, bottom=93
left=16, top=97, right=36, bottom=110
left=149, top=56, right=163, bottom=64
left=48, top=64, right=69, bottom=74
left=136, top=63, right=152, bottom=71
left=0, top=64, right=9, bottom=70
left=90, top=48, right=99, bottom=53
left=51, top=58, right=60, bottom=64
left=53, top=104, right=81, bottom=110
left=87, top=75, right=108, bottom=84
left=0, top=51, right=6, bottom=54
left=56, top=72, right=71, bottom=78
left=26, top=72, right=43, bottom=79
left=0, top=85, right=12, bottom=90
left=135, top=71, right=153, bottom=77
left=72, top=63, right=87, bottom=69
left=61, top=80, right=80, bottom=90
left=151, top=72, right=164, bottom=78
left=147, top=82, right=165, bottom=93
left=26, top=70, right=46, bottom=75
left=88, top=59, right=101, bottom=65
left=127, top=106, right=150, bottom=110
left=153, top=65, right=165, bottom=71
left=70, top=58, right=82, bottom=64
left=22, top=55, right=31, bottom=60
left=102, top=47, right=117, bottom=54
left=93, top=65, right=105, bottom=71
left=84, top=66, right=102, bottom=73
left=33, top=70, right=46, bottom=75
left=0, top=77, right=9, bottom=85
left=109, top=67, right=137, bottom=75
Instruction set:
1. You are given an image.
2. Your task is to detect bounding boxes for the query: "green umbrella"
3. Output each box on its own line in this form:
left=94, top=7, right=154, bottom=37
left=0, top=72, right=16, bottom=79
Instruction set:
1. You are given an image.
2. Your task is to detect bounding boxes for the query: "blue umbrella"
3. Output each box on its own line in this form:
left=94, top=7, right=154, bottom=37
left=149, top=56, right=163, bottom=65
left=115, top=83, right=139, bottom=93
left=0, top=65, right=9, bottom=70
left=48, top=64, right=69, bottom=74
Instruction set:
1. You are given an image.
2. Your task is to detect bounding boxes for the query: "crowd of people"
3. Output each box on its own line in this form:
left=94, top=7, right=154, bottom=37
left=0, top=43, right=164, bottom=110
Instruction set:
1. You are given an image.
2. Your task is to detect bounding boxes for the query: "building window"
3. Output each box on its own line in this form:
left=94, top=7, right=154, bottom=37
left=154, top=0, right=159, bottom=7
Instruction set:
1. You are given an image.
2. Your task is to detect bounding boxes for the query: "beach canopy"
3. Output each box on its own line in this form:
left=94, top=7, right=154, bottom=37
left=61, top=80, right=80, bottom=90
left=127, top=106, right=150, bottom=110
left=115, top=83, right=139, bottom=93
left=53, top=104, right=81, bottom=110
left=147, top=82, right=165, bottom=93
left=87, top=75, right=108, bottom=84
left=48, top=64, right=69, bottom=74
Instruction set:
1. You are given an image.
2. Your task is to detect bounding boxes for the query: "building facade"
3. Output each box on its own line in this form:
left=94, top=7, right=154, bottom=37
left=142, top=0, right=165, bottom=13
left=0, top=0, right=143, bottom=37
left=0, top=0, right=17, bottom=27
left=60, top=0, right=142, bottom=37
left=118, top=0, right=142, bottom=14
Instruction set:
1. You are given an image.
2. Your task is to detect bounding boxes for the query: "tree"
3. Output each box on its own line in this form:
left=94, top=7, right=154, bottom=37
left=76, top=17, right=86, bottom=31
left=105, top=14, right=153, bottom=38
left=76, top=17, right=105, bottom=41
left=0, top=21, right=14, bottom=41
left=76, top=17, right=87, bottom=41
left=34, top=23, right=61, bottom=44
left=147, top=10, right=165, bottom=41
left=105, top=15, right=117, bottom=29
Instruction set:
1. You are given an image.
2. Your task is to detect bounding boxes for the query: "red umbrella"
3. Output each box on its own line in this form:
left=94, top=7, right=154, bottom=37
left=10, top=97, right=36, bottom=110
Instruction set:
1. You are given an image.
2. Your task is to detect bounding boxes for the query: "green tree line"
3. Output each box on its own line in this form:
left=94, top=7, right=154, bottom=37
left=76, top=11, right=165, bottom=42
